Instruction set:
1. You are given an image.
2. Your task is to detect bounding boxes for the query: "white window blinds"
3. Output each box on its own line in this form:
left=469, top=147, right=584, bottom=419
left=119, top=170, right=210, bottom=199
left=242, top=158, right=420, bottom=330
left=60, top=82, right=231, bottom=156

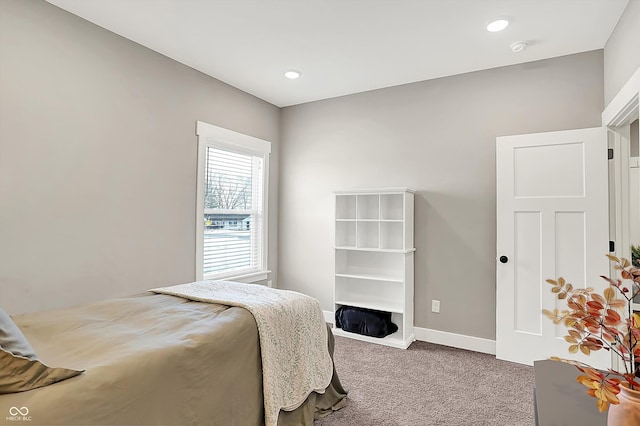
left=196, top=121, right=270, bottom=282
left=203, top=148, right=263, bottom=276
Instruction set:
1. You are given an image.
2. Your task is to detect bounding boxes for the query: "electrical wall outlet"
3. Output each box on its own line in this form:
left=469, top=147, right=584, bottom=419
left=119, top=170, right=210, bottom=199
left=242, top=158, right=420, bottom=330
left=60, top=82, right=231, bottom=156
left=431, top=300, right=440, bottom=313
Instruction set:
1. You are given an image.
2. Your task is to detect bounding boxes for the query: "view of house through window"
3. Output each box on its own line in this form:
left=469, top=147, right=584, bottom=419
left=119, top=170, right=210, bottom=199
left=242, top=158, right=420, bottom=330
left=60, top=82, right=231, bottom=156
left=203, top=147, right=264, bottom=277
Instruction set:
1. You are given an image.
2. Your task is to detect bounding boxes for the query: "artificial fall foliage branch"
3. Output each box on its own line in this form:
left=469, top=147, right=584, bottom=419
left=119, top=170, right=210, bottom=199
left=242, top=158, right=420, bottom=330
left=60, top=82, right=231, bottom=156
left=543, top=255, right=640, bottom=413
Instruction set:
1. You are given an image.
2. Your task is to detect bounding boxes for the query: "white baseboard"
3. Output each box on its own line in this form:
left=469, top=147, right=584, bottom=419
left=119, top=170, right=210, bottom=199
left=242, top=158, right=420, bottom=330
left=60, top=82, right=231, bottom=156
left=326, top=309, right=494, bottom=355
left=414, top=327, right=496, bottom=355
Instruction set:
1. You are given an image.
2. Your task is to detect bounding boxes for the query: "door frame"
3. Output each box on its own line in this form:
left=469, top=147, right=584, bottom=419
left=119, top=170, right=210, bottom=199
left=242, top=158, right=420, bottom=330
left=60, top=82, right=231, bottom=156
left=602, top=67, right=639, bottom=371
left=602, top=67, right=639, bottom=128
left=603, top=68, right=639, bottom=261
left=602, top=67, right=639, bottom=277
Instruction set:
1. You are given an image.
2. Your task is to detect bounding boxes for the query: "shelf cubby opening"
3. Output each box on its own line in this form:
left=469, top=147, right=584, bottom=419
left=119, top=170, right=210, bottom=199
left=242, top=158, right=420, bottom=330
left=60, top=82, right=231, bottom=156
left=380, top=194, right=403, bottom=220
left=335, top=277, right=403, bottom=313
left=335, top=221, right=356, bottom=248
left=333, top=304, right=405, bottom=342
left=336, top=195, right=357, bottom=220
left=356, top=221, right=379, bottom=249
left=380, top=221, right=404, bottom=250
left=357, top=194, right=379, bottom=220
left=335, top=250, right=404, bottom=280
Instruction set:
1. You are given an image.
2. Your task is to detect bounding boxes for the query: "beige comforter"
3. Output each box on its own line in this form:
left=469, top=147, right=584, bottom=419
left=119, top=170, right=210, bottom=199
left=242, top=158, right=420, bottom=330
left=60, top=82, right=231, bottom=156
left=150, top=281, right=333, bottom=426
left=0, top=293, right=346, bottom=425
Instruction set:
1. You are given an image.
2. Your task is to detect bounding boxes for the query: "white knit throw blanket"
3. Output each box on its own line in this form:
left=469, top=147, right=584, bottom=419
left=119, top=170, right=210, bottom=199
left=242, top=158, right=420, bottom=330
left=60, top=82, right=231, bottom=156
left=149, top=280, right=333, bottom=426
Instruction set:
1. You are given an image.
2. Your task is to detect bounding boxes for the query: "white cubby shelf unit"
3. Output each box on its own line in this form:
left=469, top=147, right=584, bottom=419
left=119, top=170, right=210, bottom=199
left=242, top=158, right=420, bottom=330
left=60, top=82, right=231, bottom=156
left=333, top=188, right=415, bottom=349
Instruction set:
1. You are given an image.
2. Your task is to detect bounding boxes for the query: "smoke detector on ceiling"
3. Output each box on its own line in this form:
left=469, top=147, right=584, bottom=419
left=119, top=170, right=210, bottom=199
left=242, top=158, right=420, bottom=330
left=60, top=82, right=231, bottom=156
left=510, top=41, right=528, bottom=53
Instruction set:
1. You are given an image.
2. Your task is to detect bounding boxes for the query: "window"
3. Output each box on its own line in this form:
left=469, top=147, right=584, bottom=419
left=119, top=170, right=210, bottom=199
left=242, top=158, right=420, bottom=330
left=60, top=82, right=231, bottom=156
left=196, top=121, right=271, bottom=282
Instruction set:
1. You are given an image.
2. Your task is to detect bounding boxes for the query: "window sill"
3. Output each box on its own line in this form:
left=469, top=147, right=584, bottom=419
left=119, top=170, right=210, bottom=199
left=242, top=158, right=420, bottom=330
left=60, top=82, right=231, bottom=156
left=204, top=270, right=271, bottom=285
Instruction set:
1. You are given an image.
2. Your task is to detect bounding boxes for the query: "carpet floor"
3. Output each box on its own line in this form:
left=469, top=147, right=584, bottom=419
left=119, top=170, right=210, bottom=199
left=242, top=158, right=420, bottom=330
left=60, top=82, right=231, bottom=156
left=315, top=336, right=535, bottom=426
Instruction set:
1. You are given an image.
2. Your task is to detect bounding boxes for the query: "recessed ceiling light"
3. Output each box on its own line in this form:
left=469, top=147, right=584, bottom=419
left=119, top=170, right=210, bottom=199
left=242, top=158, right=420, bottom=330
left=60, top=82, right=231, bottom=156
left=284, top=70, right=301, bottom=79
left=486, top=19, right=509, bottom=32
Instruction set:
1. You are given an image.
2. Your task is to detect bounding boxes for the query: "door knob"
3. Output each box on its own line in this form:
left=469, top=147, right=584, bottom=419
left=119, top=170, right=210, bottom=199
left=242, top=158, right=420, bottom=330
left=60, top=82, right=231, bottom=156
left=499, top=256, right=508, bottom=264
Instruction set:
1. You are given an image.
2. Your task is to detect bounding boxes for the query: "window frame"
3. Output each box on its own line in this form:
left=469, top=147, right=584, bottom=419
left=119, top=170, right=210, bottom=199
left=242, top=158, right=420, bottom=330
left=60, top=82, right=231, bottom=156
left=195, top=121, right=271, bottom=283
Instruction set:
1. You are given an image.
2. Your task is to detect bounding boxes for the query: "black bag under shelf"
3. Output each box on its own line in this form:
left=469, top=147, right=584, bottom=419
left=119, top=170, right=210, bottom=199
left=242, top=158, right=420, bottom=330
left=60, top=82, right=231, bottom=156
left=335, top=305, right=398, bottom=338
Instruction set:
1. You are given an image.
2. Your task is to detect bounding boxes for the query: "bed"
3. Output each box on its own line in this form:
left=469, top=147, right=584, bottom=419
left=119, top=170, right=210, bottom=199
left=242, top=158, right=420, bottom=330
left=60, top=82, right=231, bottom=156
left=0, top=286, right=347, bottom=426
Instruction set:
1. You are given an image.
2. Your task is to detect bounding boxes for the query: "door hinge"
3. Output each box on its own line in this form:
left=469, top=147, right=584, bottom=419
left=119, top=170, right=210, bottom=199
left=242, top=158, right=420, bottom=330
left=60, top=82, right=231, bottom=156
left=609, top=241, right=615, bottom=252
left=608, top=148, right=614, bottom=160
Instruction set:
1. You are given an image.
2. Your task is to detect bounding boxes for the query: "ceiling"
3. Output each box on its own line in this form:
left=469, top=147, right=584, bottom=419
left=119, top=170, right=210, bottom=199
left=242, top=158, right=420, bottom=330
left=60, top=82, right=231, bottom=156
left=46, top=0, right=630, bottom=107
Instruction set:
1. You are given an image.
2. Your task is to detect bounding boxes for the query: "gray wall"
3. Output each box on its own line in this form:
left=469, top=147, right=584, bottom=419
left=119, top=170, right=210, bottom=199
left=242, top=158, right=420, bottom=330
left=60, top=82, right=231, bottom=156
left=0, top=0, right=280, bottom=314
left=279, top=51, right=604, bottom=340
left=604, top=0, right=640, bottom=105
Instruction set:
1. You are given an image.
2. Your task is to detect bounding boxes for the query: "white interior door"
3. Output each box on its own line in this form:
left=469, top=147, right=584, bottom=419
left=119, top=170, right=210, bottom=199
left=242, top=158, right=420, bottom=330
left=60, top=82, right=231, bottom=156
left=496, top=127, right=610, bottom=369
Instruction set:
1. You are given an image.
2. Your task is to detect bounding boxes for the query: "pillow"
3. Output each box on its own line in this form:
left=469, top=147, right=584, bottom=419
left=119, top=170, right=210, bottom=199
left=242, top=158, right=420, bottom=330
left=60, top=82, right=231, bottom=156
left=0, top=348, right=83, bottom=394
left=0, top=309, right=83, bottom=394
left=0, top=308, right=37, bottom=360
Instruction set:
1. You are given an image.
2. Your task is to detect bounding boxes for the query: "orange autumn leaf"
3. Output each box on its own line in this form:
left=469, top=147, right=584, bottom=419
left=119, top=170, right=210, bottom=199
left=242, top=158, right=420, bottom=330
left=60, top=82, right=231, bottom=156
left=591, top=292, right=606, bottom=305
left=604, top=309, right=622, bottom=326
left=601, top=385, right=620, bottom=404
left=577, top=375, right=598, bottom=389
left=586, top=300, right=604, bottom=310
left=583, top=368, right=604, bottom=381
left=603, top=287, right=615, bottom=303
left=633, top=313, right=640, bottom=328
left=568, top=330, right=581, bottom=340
left=609, top=299, right=627, bottom=309
left=605, top=377, right=621, bottom=386
left=605, top=254, right=620, bottom=263
left=597, top=399, right=608, bottom=413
